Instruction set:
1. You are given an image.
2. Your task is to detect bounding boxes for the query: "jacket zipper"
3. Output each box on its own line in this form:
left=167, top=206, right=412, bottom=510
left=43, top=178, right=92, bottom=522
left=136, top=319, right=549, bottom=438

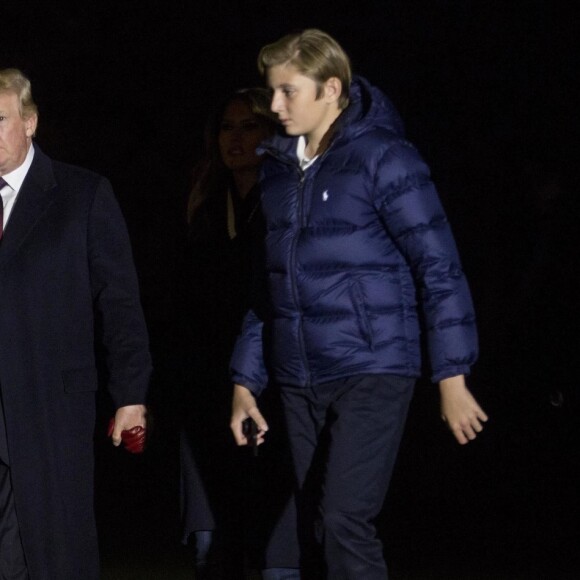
left=265, top=145, right=326, bottom=388
left=291, top=167, right=311, bottom=386
left=286, top=148, right=333, bottom=387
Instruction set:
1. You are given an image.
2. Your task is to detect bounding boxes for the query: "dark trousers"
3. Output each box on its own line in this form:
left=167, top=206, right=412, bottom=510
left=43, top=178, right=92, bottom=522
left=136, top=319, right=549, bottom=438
left=0, top=462, right=29, bottom=580
left=280, top=374, right=415, bottom=580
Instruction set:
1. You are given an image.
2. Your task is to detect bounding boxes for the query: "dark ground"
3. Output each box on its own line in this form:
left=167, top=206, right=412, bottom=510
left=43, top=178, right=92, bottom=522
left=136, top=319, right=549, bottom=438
left=93, top=355, right=579, bottom=579
left=93, top=379, right=579, bottom=580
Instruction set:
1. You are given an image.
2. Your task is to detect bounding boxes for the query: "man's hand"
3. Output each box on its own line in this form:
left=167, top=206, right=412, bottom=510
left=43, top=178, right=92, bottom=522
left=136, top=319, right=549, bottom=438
left=110, top=404, right=147, bottom=448
left=439, top=375, right=488, bottom=445
left=230, top=384, right=268, bottom=446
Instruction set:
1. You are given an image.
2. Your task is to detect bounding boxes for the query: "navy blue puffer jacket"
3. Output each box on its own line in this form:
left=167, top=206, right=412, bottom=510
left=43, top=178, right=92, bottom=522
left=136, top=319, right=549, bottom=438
left=230, top=76, right=478, bottom=394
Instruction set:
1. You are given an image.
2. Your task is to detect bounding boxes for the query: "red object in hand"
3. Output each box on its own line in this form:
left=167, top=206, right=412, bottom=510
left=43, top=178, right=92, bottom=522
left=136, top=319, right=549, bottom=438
left=107, top=418, right=146, bottom=454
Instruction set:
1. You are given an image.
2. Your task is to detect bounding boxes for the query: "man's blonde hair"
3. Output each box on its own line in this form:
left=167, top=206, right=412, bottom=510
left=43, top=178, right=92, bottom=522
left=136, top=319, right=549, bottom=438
left=258, top=29, right=352, bottom=109
left=0, top=68, right=38, bottom=119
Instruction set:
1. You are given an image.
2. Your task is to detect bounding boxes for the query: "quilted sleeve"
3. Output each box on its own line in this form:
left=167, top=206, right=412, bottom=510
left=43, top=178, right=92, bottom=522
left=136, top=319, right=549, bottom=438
left=373, top=140, right=478, bottom=382
left=229, top=308, right=269, bottom=396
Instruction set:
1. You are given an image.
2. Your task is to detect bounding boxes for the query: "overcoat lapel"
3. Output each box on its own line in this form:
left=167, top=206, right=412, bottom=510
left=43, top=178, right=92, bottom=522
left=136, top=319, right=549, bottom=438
left=0, top=146, right=57, bottom=269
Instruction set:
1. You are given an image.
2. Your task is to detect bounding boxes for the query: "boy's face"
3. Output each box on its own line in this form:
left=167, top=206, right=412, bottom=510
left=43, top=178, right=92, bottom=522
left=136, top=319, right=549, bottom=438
left=267, top=64, right=340, bottom=146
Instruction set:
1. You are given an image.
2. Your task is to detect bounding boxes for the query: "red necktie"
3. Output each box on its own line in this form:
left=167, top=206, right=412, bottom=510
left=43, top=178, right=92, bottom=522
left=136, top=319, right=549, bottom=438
left=0, top=177, right=6, bottom=240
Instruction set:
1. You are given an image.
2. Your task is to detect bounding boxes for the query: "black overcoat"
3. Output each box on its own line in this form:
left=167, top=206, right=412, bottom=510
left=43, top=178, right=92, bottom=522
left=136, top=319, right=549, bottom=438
left=0, top=146, right=151, bottom=579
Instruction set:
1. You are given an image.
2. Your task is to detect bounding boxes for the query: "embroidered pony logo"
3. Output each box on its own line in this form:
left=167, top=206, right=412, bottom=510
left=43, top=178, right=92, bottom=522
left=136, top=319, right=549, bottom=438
left=322, top=190, right=329, bottom=202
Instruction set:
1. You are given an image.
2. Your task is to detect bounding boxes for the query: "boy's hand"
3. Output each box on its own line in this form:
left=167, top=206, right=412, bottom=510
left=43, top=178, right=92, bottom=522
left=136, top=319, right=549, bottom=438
left=230, top=384, right=268, bottom=446
left=439, top=375, right=488, bottom=445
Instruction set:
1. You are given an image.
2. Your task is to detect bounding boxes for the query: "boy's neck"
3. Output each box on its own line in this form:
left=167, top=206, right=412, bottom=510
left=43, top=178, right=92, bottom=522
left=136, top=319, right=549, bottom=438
left=305, top=107, right=342, bottom=158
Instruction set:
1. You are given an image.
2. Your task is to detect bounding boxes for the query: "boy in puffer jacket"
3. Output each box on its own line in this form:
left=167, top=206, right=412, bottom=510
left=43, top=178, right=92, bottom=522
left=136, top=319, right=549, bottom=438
left=230, top=29, right=488, bottom=580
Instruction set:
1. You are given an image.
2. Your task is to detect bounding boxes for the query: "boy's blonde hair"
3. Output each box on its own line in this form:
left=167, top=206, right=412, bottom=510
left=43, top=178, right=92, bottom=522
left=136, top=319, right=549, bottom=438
left=258, top=29, right=352, bottom=109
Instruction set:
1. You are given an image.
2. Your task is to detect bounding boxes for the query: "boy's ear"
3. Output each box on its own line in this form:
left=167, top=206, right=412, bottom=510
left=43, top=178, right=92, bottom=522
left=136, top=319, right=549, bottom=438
left=324, top=77, right=342, bottom=104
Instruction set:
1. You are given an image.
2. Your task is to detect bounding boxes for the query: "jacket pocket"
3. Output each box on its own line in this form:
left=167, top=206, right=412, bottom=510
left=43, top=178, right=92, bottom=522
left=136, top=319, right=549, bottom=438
left=62, top=367, right=98, bottom=393
left=349, top=280, right=375, bottom=351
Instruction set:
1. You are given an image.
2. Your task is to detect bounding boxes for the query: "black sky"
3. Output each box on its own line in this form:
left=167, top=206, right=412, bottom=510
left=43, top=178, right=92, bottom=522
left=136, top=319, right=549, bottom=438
left=3, top=0, right=578, bottom=309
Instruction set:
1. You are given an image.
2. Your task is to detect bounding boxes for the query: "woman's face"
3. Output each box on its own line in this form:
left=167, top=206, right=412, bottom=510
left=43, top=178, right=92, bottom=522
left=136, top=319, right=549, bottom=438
left=218, top=100, right=270, bottom=172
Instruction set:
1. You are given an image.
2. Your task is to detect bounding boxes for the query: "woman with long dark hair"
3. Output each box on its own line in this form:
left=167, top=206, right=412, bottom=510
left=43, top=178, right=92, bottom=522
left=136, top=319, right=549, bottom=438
left=176, top=89, right=299, bottom=580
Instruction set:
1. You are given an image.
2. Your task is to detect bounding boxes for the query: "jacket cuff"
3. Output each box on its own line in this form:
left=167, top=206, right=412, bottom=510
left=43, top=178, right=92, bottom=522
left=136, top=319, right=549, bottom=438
left=431, top=365, right=472, bottom=384
left=231, top=374, right=267, bottom=397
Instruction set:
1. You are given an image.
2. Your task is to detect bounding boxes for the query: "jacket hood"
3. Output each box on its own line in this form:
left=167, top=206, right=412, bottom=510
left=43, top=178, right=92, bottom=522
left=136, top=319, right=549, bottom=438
left=260, top=75, right=405, bottom=160
left=338, top=75, right=405, bottom=141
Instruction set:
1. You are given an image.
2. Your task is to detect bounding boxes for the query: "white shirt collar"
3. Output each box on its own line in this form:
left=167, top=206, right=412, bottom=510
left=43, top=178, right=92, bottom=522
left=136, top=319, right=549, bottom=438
left=2, top=142, right=35, bottom=194
left=1, top=143, right=36, bottom=228
left=297, top=136, right=318, bottom=170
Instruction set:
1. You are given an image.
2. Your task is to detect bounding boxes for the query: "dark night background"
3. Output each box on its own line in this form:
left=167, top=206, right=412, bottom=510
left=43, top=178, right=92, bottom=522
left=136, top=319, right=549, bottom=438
left=3, top=1, right=579, bottom=578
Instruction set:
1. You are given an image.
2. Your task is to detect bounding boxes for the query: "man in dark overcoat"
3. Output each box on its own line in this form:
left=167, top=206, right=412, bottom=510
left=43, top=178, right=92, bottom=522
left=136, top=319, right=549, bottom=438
left=0, top=68, right=151, bottom=579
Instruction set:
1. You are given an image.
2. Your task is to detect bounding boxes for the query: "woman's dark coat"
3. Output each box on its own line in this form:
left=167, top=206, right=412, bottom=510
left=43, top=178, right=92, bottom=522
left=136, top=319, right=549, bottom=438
left=176, top=185, right=298, bottom=568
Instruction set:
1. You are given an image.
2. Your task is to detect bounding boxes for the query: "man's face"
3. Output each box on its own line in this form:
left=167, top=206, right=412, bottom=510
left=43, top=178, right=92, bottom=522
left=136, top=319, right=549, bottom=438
left=267, top=64, right=339, bottom=146
left=0, top=91, right=37, bottom=176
